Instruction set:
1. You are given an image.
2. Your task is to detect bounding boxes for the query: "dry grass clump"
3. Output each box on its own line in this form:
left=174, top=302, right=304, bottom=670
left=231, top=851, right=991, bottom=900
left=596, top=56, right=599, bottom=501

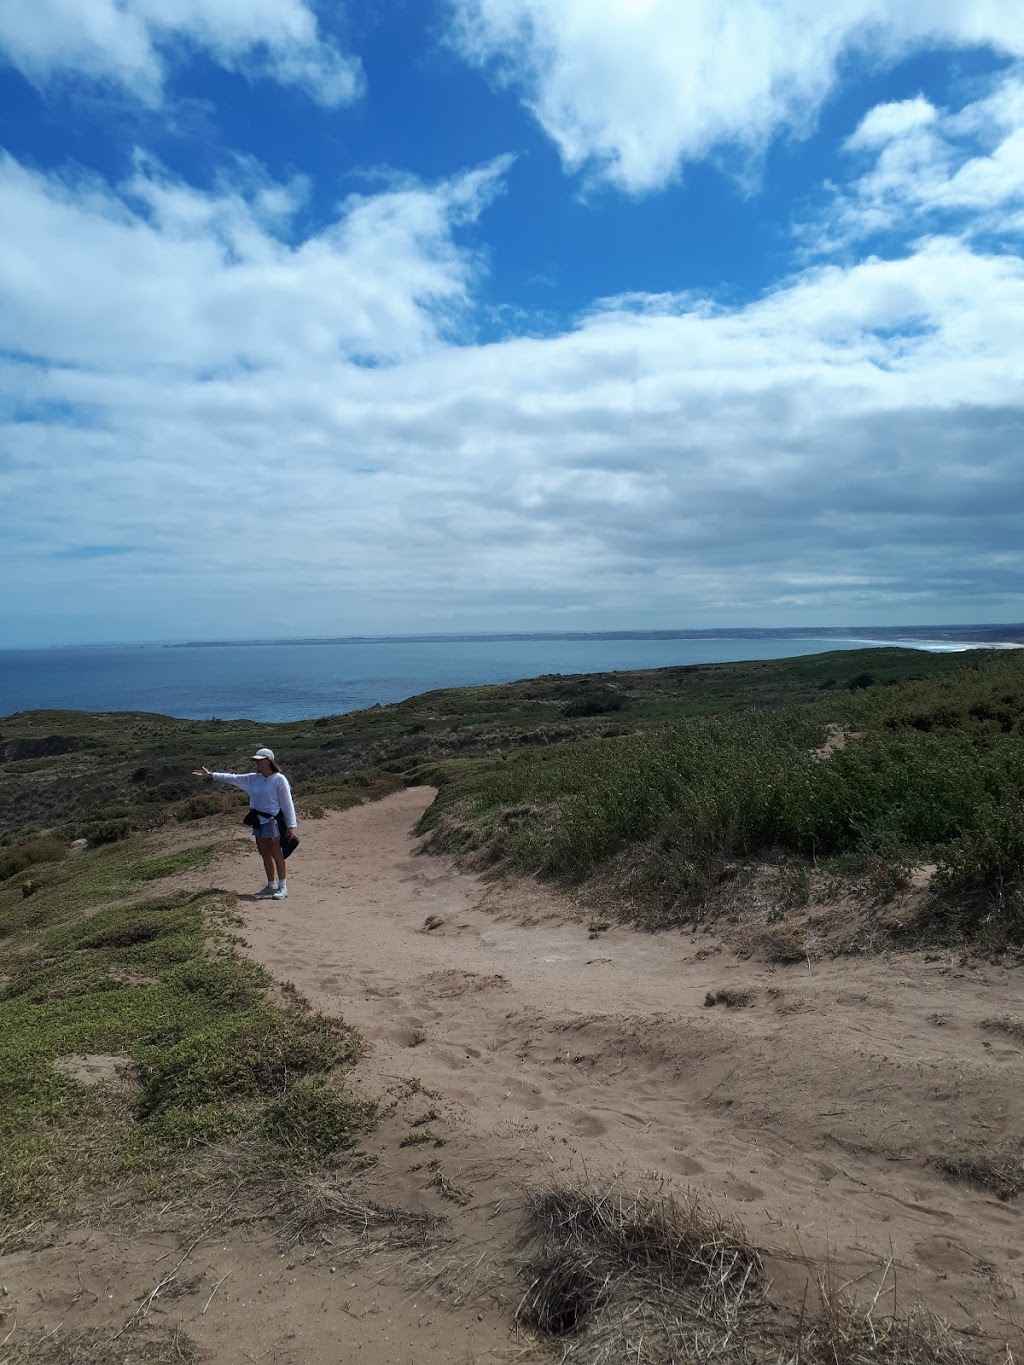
left=981, top=1016, right=1024, bottom=1044
left=1, top=1325, right=202, bottom=1363
left=515, top=1181, right=764, bottom=1355
left=513, top=1181, right=985, bottom=1365
left=760, top=925, right=808, bottom=963
left=936, top=1148, right=1024, bottom=1202
left=796, top=1274, right=984, bottom=1365
left=280, top=1169, right=447, bottom=1254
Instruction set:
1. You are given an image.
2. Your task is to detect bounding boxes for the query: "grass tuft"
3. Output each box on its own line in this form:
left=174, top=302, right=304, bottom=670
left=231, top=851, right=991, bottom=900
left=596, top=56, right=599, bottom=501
left=2, top=1325, right=203, bottom=1364
left=704, top=988, right=755, bottom=1008
left=513, top=1180, right=985, bottom=1364
left=936, top=1148, right=1024, bottom=1201
left=980, top=1016, right=1024, bottom=1044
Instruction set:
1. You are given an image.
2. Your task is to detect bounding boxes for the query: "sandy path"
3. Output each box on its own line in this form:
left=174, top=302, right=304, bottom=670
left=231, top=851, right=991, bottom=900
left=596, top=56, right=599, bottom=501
left=204, top=788, right=1024, bottom=1342
left=8, top=789, right=1023, bottom=1364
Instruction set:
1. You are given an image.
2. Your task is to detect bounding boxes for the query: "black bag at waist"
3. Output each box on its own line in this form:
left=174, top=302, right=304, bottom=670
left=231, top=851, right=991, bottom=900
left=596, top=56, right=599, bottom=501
left=242, top=808, right=274, bottom=828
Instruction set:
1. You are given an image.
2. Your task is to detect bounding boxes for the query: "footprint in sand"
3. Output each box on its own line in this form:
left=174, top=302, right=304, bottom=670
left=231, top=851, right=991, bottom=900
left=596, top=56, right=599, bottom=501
left=730, top=1181, right=765, bottom=1202
left=572, top=1113, right=607, bottom=1137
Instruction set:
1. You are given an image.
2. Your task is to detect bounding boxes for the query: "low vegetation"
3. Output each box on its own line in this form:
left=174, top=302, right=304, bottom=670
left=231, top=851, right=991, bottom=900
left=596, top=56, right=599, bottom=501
left=515, top=1181, right=981, bottom=1364
left=417, top=650, right=1024, bottom=946
left=936, top=1148, right=1024, bottom=1202
left=0, top=836, right=370, bottom=1244
left=3, top=647, right=1024, bottom=950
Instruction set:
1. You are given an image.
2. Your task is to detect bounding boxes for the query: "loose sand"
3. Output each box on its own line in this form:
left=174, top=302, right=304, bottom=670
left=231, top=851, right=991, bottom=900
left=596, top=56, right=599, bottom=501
left=4, top=788, right=1022, bottom=1363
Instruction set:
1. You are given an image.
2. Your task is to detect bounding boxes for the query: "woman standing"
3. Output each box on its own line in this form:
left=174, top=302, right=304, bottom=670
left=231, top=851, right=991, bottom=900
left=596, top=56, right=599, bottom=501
left=192, top=747, right=298, bottom=899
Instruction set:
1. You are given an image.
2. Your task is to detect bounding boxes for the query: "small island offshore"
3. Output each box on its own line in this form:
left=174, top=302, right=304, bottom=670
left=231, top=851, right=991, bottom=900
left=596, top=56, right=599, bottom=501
left=2, top=645, right=1022, bottom=1363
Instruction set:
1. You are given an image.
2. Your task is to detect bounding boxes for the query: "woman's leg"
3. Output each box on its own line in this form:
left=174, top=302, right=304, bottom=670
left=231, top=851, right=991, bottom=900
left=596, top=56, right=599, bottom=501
left=269, top=838, right=286, bottom=883
left=255, top=837, right=278, bottom=883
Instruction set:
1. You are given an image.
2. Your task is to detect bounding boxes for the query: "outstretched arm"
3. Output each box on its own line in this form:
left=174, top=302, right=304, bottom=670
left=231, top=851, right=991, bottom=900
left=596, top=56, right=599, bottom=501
left=192, top=769, right=253, bottom=791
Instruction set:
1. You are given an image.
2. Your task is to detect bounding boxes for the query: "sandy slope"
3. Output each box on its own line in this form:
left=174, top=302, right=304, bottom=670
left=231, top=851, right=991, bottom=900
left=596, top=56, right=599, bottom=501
left=5, top=788, right=1022, bottom=1363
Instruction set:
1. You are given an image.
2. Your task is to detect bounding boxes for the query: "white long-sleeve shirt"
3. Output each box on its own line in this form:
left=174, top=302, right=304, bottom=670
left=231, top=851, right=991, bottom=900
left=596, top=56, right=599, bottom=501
left=212, top=771, right=297, bottom=828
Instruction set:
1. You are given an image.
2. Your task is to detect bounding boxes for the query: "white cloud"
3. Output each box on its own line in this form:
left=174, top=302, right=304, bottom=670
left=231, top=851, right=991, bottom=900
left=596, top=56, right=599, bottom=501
left=447, top=0, right=1024, bottom=192
left=2, top=152, right=1023, bottom=641
left=845, top=95, right=937, bottom=150
left=0, top=0, right=362, bottom=106
left=0, top=153, right=510, bottom=371
left=827, top=68, right=1024, bottom=242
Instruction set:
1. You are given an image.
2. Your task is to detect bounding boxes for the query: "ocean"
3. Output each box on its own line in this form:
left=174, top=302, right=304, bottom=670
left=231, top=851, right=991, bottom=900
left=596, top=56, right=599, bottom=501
left=2, top=627, right=1022, bottom=724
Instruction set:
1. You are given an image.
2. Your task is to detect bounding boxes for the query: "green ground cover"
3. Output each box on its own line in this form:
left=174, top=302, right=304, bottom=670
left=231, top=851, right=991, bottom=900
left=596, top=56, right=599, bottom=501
left=0, top=837, right=369, bottom=1242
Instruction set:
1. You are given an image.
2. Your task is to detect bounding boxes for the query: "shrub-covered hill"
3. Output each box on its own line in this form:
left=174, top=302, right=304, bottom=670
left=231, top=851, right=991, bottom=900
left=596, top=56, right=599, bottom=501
left=0, top=646, right=966, bottom=840
left=3, top=645, right=1024, bottom=944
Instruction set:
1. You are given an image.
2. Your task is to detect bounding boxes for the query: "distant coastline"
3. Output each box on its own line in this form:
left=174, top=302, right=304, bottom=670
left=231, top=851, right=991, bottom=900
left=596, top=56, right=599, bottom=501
left=167, top=624, right=1024, bottom=649
left=5, top=626, right=1023, bottom=723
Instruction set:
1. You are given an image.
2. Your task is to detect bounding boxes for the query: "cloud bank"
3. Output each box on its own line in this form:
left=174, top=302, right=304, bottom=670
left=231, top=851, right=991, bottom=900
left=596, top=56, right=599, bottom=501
left=1, top=4, right=1022, bottom=643
left=2, top=116, right=1022, bottom=641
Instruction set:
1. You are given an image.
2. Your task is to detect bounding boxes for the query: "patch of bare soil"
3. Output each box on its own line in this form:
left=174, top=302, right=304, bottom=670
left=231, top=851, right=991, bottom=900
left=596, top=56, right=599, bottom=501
left=52, top=1054, right=138, bottom=1090
left=811, top=723, right=866, bottom=760
left=5, top=790, right=1023, bottom=1363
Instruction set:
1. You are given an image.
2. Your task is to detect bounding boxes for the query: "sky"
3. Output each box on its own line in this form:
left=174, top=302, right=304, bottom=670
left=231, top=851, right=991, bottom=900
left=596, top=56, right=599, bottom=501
left=2, top=1, right=1023, bottom=646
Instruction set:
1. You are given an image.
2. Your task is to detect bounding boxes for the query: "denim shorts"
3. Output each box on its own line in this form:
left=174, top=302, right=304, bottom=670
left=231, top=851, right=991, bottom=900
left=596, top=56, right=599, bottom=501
left=252, top=818, right=279, bottom=841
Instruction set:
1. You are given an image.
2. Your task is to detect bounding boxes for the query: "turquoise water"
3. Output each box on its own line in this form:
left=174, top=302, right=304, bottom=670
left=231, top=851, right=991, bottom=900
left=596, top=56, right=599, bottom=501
left=1, top=630, right=1019, bottom=723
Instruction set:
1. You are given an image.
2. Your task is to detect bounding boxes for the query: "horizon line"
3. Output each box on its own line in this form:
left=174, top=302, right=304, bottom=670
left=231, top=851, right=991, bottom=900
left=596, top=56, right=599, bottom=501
left=7, top=622, right=1024, bottom=651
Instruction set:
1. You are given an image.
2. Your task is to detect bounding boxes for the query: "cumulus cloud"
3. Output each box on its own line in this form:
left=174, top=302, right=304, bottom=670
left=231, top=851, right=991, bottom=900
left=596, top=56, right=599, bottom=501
left=0, top=0, right=363, bottom=106
left=446, top=0, right=1024, bottom=191
left=0, top=152, right=510, bottom=371
left=2, top=149, right=1023, bottom=641
left=826, top=67, right=1024, bottom=242
left=845, top=95, right=938, bottom=150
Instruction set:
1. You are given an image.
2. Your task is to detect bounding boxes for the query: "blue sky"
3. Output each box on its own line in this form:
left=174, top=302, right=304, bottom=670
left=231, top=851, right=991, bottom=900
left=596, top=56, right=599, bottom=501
left=2, top=1, right=1023, bottom=646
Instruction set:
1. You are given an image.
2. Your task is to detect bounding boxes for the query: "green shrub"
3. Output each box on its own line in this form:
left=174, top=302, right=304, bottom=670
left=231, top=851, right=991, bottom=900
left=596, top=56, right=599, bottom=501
left=85, top=817, right=136, bottom=846
left=136, top=1010, right=350, bottom=1118
left=176, top=792, right=239, bottom=821
left=261, top=1081, right=369, bottom=1163
left=164, top=957, right=267, bottom=1011
left=561, top=686, right=626, bottom=719
left=935, top=802, right=1024, bottom=898
left=80, top=912, right=169, bottom=950
left=0, top=836, right=66, bottom=883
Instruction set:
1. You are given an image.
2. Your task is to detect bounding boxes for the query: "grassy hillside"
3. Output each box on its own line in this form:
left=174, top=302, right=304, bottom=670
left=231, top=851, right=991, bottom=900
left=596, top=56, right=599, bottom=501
left=3, top=645, right=1023, bottom=944
left=421, top=649, right=1024, bottom=944
left=0, top=646, right=966, bottom=841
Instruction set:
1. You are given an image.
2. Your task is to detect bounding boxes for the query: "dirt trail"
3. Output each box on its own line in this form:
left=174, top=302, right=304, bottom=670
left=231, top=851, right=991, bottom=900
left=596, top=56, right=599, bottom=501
left=225, top=791, right=1022, bottom=1331
left=7, top=790, right=1022, bottom=1364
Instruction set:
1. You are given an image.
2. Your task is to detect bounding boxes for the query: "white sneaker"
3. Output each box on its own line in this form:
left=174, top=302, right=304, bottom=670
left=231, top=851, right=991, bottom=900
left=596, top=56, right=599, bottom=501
left=272, top=886, right=289, bottom=900
left=255, top=883, right=278, bottom=898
